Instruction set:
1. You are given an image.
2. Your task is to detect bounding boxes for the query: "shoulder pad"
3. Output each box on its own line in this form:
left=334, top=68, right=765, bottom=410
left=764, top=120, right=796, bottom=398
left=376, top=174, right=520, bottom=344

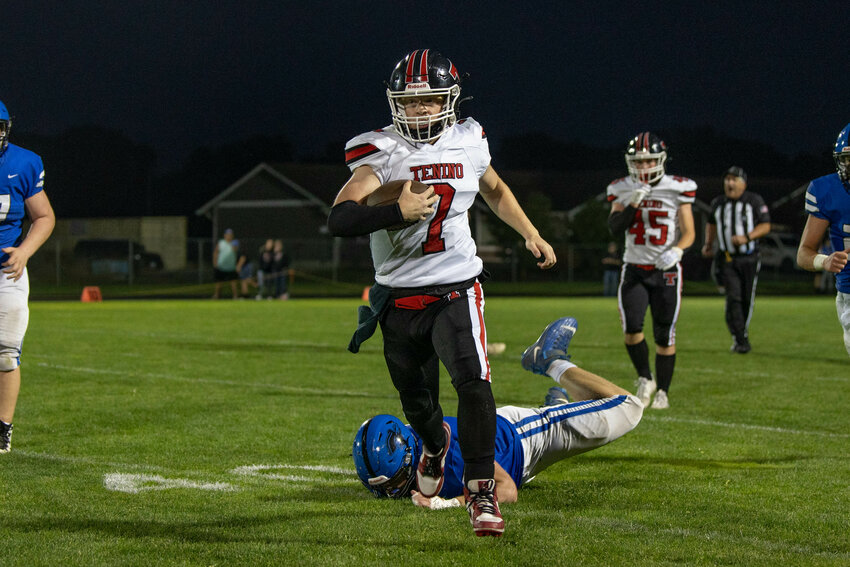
left=344, top=129, right=397, bottom=169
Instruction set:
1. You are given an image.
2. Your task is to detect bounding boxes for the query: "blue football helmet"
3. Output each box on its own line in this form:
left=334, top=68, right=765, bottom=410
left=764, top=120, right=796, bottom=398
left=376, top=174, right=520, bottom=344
left=386, top=49, right=462, bottom=144
left=352, top=414, right=417, bottom=498
left=0, top=100, right=10, bottom=155
left=833, top=123, right=850, bottom=182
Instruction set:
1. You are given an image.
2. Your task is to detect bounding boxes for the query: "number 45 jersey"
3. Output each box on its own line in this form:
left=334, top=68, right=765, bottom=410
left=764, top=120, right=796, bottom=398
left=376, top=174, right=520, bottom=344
left=606, top=174, right=697, bottom=266
left=344, top=118, right=490, bottom=288
left=0, top=143, right=45, bottom=264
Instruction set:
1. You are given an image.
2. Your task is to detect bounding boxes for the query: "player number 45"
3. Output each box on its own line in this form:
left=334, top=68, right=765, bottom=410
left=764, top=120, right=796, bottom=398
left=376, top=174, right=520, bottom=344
left=629, top=209, right=669, bottom=245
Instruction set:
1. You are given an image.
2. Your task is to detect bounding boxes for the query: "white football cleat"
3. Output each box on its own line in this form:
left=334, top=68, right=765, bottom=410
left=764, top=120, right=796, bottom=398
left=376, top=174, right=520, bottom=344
left=416, top=422, right=451, bottom=497
left=650, top=389, right=669, bottom=409
left=635, top=376, right=656, bottom=407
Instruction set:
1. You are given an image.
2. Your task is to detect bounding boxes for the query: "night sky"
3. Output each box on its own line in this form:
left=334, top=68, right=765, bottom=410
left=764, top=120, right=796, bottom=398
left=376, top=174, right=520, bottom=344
left=5, top=1, right=847, bottom=172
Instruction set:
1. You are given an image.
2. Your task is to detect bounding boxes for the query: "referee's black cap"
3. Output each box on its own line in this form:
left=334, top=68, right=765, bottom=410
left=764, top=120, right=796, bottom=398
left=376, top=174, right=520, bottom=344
left=725, top=166, right=747, bottom=182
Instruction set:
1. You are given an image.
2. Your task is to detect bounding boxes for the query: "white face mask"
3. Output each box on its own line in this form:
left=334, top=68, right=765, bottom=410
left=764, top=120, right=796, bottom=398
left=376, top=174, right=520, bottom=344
left=626, top=152, right=667, bottom=185
left=387, top=85, right=460, bottom=144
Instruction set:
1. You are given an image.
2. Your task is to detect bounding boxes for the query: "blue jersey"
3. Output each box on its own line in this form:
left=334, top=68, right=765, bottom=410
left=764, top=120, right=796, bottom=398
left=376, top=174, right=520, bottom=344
left=409, top=414, right=524, bottom=498
left=805, top=173, right=850, bottom=292
left=0, top=143, right=45, bottom=264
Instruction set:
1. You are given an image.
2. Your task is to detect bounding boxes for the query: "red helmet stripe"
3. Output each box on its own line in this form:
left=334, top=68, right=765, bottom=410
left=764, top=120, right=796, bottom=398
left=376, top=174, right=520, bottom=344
left=449, top=63, right=458, bottom=80
left=420, top=49, right=430, bottom=80
left=405, top=50, right=419, bottom=83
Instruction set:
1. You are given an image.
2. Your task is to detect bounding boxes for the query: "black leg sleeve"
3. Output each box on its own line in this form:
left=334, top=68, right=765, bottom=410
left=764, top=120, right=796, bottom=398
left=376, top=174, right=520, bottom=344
left=456, top=380, right=496, bottom=483
left=626, top=339, right=652, bottom=378
left=655, top=352, right=676, bottom=392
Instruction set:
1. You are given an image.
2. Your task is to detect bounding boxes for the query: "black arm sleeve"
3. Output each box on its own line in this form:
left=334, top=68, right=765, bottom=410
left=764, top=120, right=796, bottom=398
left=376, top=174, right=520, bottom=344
left=327, top=200, right=405, bottom=237
left=607, top=205, right=639, bottom=236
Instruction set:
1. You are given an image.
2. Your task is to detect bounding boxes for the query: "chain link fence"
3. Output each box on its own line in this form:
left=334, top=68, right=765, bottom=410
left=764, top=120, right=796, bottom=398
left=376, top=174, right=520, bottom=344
left=24, top=235, right=814, bottom=298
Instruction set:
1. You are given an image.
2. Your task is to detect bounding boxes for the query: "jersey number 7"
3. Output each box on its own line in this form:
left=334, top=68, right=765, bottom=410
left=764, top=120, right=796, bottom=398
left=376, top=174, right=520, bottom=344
left=422, top=183, right=456, bottom=255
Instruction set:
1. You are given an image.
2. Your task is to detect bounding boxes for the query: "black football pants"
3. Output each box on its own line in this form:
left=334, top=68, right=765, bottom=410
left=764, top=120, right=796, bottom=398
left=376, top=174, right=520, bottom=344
left=379, top=280, right=496, bottom=483
left=722, top=255, right=760, bottom=342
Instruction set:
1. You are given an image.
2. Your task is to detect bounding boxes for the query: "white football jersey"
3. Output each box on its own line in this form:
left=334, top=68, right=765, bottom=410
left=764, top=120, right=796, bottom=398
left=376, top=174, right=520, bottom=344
left=345, top=118, right=491, bottom=288
left=606, top=175, right=697, bottom=265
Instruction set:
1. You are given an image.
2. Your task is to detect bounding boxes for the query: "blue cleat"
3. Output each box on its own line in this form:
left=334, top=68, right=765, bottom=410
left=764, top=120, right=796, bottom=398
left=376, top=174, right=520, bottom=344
left=544, top=386, right=570, bottom=406
left=520, top=317, right=578, bottom=375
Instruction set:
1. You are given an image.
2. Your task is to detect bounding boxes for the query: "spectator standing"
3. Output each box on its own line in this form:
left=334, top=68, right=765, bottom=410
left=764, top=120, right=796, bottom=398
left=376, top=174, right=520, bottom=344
left=271, top=239, right=290, bottom=300
left=257, top=239, right=274, bottom=298
left=212, top=228, right=238, bottom=299
left=235, top=244, right=257, bottom=298
left=701, top=167, right=771, bottom=353
left=601, top=241, right=622, bottom=297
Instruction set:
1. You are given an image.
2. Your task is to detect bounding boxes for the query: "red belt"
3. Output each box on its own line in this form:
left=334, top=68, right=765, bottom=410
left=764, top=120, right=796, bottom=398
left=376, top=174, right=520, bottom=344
left=394, top=294, right=442, bottom=310
left=631, top=263, right=656, bottom=271
left=393, top=290, right=462, bottom=310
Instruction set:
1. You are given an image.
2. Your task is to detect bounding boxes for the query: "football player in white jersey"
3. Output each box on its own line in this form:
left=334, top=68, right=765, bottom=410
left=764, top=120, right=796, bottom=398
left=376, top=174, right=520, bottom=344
left=0, top=101, right=56, bottom=453
left=606, top=132, right=696, bottom=410
left=328, top=49, right=556, bottom=537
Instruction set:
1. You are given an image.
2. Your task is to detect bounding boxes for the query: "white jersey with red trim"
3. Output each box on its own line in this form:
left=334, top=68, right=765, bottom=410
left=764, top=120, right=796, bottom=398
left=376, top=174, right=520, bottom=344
left=344, top=118, right=491, bottom=288
left=606, top=174, right=697, bottom=265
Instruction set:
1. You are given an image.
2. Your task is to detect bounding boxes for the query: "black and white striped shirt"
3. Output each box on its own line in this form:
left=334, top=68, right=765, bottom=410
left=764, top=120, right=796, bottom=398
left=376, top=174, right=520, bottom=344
left=707, top=192, right=771, bottom=255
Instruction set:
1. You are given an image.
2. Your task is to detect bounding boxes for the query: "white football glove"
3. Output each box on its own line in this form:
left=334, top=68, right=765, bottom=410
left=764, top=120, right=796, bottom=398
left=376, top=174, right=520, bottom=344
left=656, top=247, right=683, bottom=270
left=629, top=186, right=651, bottom=207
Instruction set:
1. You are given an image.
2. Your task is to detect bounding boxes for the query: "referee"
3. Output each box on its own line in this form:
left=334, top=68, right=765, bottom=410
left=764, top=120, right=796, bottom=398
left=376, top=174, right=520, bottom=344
left=701, top=167, right=771, bottom=353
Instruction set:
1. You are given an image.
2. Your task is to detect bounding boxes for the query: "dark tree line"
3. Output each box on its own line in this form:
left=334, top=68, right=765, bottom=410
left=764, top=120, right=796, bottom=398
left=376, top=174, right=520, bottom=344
left=497, top=127, right=832, bottom=181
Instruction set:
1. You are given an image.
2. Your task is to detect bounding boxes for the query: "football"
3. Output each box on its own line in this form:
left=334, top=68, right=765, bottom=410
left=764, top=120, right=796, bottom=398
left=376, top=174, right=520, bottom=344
left=366, top=179, right=431, bottom=230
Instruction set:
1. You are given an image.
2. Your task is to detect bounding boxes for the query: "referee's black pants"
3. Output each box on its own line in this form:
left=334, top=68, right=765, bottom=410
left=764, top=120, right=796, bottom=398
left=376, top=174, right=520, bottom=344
left=721, top=254, right=760, bottom=342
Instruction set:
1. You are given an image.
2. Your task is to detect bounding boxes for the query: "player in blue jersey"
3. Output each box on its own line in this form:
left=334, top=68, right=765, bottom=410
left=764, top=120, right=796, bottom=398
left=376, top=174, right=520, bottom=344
left=353, top=317, right=644, bottom=511
left=0, top=100, right=56, bottom=453
left=798, top=123, right=850, bottom=357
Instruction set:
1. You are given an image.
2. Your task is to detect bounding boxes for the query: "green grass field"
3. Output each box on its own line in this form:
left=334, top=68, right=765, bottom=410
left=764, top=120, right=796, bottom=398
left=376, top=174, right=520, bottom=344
left=1, top=295, right=848, bottom=566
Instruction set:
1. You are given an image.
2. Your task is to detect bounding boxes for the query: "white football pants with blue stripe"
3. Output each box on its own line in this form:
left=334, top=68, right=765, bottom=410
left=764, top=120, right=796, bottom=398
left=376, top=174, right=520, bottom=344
left=837, top=291, right=850, bottom=357
left=498, top=394, right=643, bottom=486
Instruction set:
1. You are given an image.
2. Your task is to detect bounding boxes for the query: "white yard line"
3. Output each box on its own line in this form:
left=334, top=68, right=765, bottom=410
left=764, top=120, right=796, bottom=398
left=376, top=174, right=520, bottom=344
left=103, top=473, right=237, bottom=494
left=16, top=449, right=357, bottom=493
left=231, top=463, right=352, bottom=476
